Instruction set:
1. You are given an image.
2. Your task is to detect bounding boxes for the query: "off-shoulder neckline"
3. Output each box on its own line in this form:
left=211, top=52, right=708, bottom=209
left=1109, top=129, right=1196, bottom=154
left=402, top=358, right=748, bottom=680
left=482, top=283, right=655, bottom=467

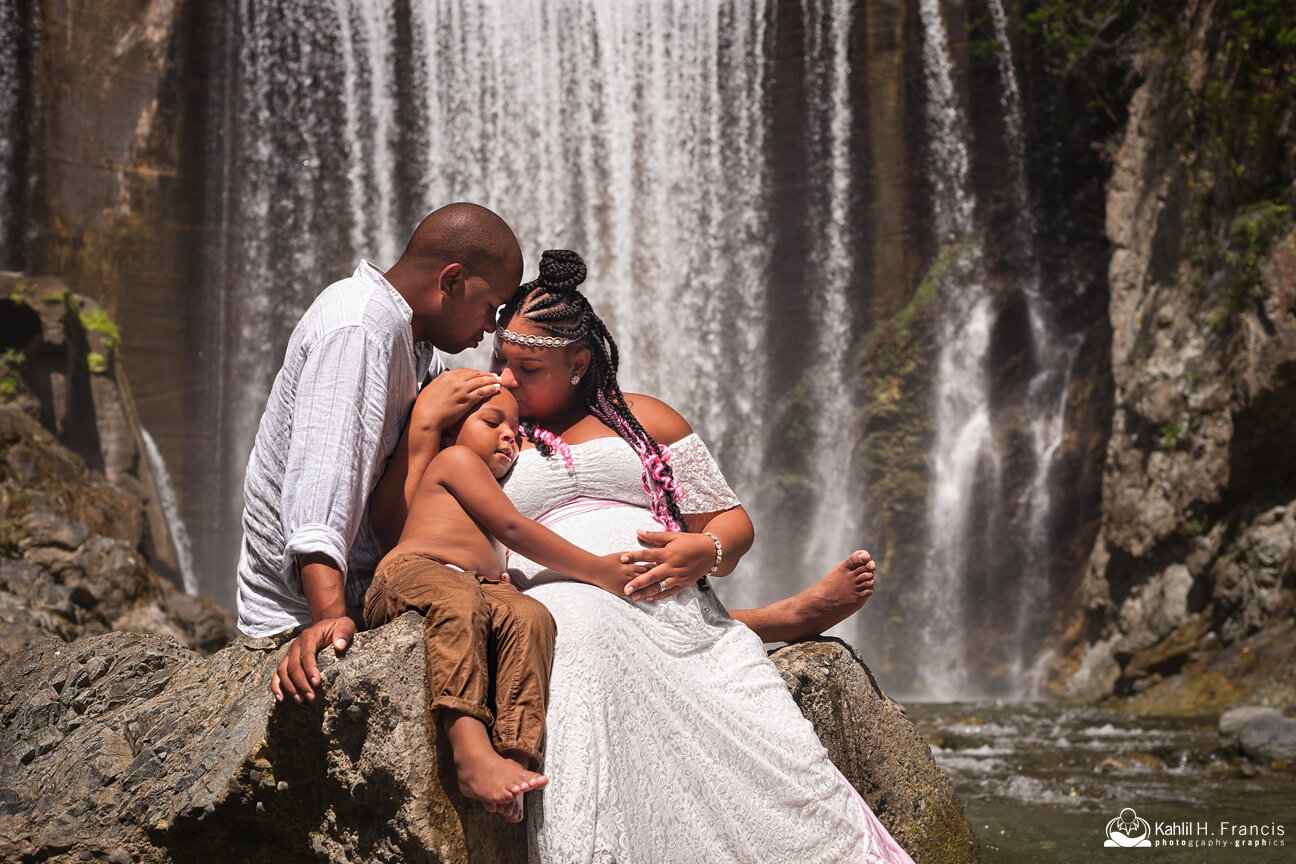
left=517, top=431, right=699, bottom=455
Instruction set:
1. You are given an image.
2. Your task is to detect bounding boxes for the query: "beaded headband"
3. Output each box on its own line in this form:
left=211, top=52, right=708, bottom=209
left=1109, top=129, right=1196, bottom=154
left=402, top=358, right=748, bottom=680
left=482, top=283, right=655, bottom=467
left=496, top=327, right=585, bottom=349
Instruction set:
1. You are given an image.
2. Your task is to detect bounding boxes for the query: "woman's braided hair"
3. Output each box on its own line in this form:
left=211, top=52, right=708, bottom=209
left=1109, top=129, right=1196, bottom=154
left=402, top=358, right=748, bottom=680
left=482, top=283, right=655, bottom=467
left=499, top=250, right=687, bottom=534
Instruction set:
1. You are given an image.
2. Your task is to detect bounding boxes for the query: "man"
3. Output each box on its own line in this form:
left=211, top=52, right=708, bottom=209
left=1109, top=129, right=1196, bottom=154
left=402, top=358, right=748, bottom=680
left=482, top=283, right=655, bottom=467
left=235, top=202, right=523, bottom=704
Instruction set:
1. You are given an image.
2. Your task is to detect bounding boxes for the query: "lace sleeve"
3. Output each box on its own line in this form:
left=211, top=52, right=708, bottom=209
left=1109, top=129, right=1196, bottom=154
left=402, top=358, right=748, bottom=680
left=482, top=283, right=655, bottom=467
left=668, top=433, right=741, bottom=514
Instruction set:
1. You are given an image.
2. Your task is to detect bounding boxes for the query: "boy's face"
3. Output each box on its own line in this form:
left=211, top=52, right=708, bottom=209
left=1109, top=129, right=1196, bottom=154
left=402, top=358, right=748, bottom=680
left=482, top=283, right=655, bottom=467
left=452, top=390, right=521, bottom=479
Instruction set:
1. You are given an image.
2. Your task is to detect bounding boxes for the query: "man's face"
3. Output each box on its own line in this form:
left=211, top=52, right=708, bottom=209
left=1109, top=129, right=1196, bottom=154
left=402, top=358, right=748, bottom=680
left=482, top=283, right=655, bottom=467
left=437, top=260, right=519, bottom=353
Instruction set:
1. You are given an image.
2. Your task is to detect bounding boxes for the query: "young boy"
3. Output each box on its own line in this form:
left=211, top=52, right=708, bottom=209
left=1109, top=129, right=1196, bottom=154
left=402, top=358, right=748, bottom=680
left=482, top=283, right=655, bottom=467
left=363, top=388, right=641, bottom=822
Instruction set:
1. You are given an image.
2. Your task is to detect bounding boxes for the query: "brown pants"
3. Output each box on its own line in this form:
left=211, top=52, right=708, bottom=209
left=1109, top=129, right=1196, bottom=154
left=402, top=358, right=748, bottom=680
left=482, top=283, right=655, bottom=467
left=363, top=552, right=556, bottom=768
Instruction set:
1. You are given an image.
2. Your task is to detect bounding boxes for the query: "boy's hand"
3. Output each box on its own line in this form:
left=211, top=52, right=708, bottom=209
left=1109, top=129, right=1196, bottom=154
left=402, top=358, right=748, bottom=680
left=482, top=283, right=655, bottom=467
left=414, top=368, right=501, bottom=430
left=588, top=553, right=647, bottom=597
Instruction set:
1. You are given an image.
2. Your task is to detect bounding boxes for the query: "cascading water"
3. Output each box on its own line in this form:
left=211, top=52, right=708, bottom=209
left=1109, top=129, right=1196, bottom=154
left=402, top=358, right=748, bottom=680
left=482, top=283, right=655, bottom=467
left=141, top=428, right=199, bottom=595
left=915, top=0, right=999, bottom=698
left=181, top=0, right=1083, bottom=699
left=799, top=0, right=861, bottom=596
left=0, top=0, right=35, bottom=271
left=206, top=0, right=773, bottom=609
left=987, top=0, right=1082, bottom=695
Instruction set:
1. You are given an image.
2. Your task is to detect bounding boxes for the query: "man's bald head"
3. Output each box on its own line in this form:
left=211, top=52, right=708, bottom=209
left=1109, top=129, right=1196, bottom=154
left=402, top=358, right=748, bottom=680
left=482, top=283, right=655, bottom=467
left=397, top=202, right=522, bottom=278
left=385, top=203, right=524, bottom=351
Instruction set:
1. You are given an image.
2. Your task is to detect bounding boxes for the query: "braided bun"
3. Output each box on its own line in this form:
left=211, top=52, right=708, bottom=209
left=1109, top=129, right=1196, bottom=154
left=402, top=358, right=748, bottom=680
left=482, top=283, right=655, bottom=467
left=536, top=249, right=586, bottom=292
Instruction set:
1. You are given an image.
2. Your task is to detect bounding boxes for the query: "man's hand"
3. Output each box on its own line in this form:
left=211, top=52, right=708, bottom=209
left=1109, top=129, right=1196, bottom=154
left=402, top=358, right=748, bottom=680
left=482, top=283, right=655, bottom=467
left=271, top=616, right=357, bottom=703
left=413, top=368, right=501, bottom=431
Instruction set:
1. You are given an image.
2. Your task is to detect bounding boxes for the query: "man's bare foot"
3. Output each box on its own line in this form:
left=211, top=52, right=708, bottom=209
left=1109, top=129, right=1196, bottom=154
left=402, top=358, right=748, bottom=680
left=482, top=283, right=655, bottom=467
left=731, top=550, right=875, bottom=643
left=794, top=549, right=876, bottom=633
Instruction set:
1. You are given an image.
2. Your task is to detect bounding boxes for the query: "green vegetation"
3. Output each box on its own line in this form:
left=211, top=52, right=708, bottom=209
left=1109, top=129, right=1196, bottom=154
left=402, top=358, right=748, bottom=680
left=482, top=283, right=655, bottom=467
left=1024, top=2, right=1294, bottom=341
left=1159, top=421, right=1182, bottom=450
left=79, top=307, right=121, bottom=349
left=86, top=352, right=107, bottom=374
left=1223, top=201, right=1292, bottom=312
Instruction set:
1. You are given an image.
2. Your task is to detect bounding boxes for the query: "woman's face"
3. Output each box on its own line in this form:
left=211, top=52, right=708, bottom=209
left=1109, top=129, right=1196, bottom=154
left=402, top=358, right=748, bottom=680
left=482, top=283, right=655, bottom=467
left=489, top=318, right=588, bottom=421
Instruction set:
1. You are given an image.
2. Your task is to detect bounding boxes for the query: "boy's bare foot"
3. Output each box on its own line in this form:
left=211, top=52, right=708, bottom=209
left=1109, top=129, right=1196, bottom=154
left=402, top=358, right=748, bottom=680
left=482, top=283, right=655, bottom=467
left=731, top=550, right=876, bottom=643
left=443, top=712, right=547, bottom=819
left=454, top=748, right=547, bottom=814
left=502, top=794, right=525, bottom=823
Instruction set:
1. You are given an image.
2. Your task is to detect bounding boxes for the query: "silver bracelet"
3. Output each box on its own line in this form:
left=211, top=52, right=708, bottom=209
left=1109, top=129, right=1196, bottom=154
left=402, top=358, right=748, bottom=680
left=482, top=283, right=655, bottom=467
left=702, top=531, right=723, bottom=577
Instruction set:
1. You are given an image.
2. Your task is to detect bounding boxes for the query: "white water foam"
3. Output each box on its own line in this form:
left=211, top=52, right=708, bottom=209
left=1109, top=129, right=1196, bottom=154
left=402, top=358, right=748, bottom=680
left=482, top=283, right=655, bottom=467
left=801, top=0, right=862, bottom=600
left=140, top=428, right=198, bottom=594
left=916, top=0, right=998, bottom=698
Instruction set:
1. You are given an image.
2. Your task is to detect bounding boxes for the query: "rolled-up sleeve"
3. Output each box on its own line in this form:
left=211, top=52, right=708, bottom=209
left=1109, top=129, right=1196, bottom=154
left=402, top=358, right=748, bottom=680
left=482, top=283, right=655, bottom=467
left=280, top=326, right=391, bottom=591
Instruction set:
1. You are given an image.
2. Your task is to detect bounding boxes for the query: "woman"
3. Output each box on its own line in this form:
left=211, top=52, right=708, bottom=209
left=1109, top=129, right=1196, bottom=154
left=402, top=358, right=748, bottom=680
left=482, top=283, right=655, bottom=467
left=483, top=250, right=914, bottom=863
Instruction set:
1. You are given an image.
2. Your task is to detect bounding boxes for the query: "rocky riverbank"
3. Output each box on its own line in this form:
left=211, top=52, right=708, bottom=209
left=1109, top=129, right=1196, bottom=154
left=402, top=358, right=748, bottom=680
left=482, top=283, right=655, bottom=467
left=0, top=278, right=978, bottom=862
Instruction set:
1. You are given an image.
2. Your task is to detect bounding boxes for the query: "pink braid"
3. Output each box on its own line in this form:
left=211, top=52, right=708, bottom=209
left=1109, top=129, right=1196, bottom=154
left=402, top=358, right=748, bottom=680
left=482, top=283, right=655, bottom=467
left=521, top=422, right=575, bottom=473
left=592, top=391, right=681, bottom=531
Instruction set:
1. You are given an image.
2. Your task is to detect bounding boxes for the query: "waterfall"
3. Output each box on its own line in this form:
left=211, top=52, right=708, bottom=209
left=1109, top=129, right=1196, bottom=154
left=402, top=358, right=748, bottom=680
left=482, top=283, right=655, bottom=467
left=914, top=0, right=999, bottom=698
left=140, top=428, right=199, bottom=595
left=800, top=0, right=860, bottom=592
left=195, top=0, right=1079, bottom=698
left=207, top=0, right=773, bottom=607
left=0, top=0, right=35, bottom=271
left=987, top=0, right=1082, bottom=695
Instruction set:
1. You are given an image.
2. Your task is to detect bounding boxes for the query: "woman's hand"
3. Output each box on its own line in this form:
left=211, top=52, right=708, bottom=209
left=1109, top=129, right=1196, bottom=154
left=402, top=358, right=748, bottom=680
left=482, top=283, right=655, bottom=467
left=619, top=530, right=718, bottom=601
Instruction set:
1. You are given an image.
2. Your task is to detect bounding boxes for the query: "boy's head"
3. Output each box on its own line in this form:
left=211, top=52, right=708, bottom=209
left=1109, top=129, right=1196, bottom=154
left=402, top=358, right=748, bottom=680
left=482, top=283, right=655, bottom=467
left=442, top=389, right=521, bottom=479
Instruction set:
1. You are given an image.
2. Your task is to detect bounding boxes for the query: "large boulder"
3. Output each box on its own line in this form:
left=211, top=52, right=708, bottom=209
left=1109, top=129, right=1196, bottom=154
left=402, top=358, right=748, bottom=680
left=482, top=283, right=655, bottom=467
left=773, top=639, right=981, bottom=864
left=0, top=618, right=976, bottom=864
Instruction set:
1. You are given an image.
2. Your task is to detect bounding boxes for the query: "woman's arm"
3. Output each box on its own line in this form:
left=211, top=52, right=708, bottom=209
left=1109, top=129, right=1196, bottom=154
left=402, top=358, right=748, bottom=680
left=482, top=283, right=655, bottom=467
left=434, top=447, right=643, bottom=595
left=617, top=393, right=755, bottom=601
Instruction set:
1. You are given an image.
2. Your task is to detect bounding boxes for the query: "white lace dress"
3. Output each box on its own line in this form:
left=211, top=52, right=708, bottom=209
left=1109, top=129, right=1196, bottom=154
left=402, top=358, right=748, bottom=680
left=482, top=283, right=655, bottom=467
left=501, top=434, right=915, bottom=864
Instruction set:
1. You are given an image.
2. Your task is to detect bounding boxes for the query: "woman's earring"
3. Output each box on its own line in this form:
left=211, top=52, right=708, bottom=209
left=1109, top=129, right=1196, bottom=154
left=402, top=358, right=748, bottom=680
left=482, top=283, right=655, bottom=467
left=570, top=375, right=581, bottom=385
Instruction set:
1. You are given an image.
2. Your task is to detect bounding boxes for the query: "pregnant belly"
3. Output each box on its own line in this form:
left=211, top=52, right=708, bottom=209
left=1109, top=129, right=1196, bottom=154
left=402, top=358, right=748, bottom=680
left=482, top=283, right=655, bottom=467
left=506, top=502, right=663, bottom=590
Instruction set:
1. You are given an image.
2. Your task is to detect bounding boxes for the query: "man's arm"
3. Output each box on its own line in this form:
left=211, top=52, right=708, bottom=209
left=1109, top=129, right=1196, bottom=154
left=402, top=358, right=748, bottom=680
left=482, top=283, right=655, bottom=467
left=271, top=553, right=357, bottom=703
left=272, top=327, right=386, bottom=703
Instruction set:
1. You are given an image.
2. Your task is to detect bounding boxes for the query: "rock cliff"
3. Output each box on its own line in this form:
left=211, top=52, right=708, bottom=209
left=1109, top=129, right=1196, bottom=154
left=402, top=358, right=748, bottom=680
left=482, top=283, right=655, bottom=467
left=1063, top=0, right=1296, bottom=712
left=0, top=619, right=979, bottom=864
left=0, top=277, right=236, bottom=659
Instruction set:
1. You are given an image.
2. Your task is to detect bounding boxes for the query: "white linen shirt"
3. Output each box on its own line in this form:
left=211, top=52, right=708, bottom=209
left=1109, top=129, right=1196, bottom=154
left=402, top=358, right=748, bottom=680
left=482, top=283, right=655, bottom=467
left=236, top=261, right=443, bottom=637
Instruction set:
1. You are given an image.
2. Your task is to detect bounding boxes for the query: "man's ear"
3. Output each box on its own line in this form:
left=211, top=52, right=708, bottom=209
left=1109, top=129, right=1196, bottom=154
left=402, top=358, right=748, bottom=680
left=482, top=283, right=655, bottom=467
left=437, top=262, right=464, bottom=297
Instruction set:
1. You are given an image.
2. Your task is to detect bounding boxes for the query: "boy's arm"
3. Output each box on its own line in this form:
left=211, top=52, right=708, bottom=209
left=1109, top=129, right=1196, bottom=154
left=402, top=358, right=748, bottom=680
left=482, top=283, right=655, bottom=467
left=370, top=370, right=501, bottom=550
left=433, top=447, right=640, bottom=594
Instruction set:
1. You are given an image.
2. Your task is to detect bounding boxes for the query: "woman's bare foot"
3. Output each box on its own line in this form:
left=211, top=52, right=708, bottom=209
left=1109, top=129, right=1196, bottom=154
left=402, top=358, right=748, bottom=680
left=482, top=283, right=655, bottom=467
left=730, top=550, right=875, bottom=643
